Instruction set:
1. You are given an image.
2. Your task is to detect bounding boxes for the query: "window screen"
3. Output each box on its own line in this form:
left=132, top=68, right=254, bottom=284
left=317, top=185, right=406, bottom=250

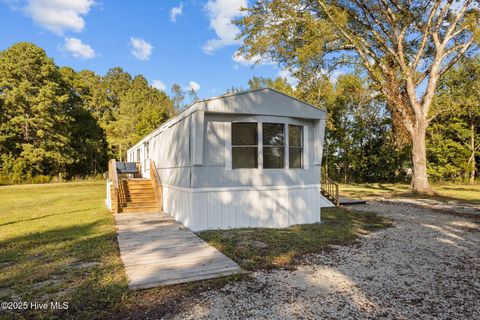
left=232, top=123, right=258, bottom=169
left=289, top=125, right=303, bottom=168
left=263, top=123, right=285, bottom=168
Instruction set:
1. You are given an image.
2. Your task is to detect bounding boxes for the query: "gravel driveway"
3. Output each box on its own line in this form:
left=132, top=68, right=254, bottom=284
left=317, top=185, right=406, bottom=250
left=167, top=202, right=480, bottom=320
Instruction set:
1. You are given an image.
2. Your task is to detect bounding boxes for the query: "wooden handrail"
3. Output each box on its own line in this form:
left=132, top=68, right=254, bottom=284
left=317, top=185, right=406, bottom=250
left=321, top=173, right=339, bottom=205
left=149, top=159, right=163, bottom=212
left=108, top=159, right=121, bottom=213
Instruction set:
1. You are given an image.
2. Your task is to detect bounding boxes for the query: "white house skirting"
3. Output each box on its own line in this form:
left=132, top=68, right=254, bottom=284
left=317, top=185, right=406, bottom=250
left=162, top=184, right=333, bottom=232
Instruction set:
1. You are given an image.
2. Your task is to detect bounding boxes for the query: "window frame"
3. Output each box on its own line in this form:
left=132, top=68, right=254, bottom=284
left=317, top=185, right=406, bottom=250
left=231, top=122, right=259, bottom=169
left=228, top=120, right=306, bottom=170
left=262, top=123, right=286, bottom=169
left=288, top=124, right=303, bottom=169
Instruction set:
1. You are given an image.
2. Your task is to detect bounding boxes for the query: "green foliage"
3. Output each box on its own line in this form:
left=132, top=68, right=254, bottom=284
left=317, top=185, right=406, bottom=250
left=60, top=66, right=109, bottom=176
left=0, top=43, right=74, bottom=179
left=243, top=74, right=410, bottom=182
left=106, top=74, right=174, bottom=160
left=0, top=43, right=174, bottom=183
left=428, top=57, right=480, bottom=183
left=236, top=0, right=479, bottom=192
left=248, top=76, right=295, bottom=96
left=322, top=74, right=411, bottom=182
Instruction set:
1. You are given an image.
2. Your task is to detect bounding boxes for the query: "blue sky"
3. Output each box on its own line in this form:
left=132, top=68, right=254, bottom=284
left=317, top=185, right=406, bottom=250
left=0, top=0, right=286, bottom=97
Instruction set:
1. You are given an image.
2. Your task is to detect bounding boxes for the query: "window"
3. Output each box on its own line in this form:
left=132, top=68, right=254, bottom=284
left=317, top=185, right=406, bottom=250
left=289, top=125, right=303, bottom=168
left=263, top=123, right=285, bottom=168
left=232, top=123, right=258, bottom=169
left=136, top=149, right=140, bottom=162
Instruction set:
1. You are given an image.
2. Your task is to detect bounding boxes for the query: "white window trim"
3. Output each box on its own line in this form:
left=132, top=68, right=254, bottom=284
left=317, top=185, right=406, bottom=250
left=225, top=122, right=232, bottom=170
left=285, top=123, right=290, bottom=169
left=303, top=125, right=309, bottom=169
left=227, top=120, right=308, bottom=171
left=258, top=122, right=263, bottom=169
left=262, top=122, right=287, bottom=170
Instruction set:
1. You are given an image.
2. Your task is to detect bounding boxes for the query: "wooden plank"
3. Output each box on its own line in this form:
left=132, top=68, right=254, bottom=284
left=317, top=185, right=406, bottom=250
left=117, top=235, right=200, bottom=247
left=118, top=239, right=213, bottom=252
left=115, top=213, right=242, bottom=290
left=117, top=230, right=190, bottom=240
left=129, top=267, right=241, bottom=290
left=122, top=253, right=233, bottom=273
left=127, top=264, right=241, bottom=284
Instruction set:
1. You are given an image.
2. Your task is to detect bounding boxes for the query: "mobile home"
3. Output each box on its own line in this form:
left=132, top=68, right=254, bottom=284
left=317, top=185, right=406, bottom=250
left=127, top=88, right=332, bottom=231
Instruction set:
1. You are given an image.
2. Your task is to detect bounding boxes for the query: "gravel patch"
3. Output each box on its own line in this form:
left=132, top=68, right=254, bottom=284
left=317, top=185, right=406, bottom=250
left=381, top=198, right=480, bottom=216
left=166, top=202, right=480, bottom=320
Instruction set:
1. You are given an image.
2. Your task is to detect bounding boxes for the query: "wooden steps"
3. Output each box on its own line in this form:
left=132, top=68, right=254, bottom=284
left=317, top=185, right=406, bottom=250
left=119, top=179, right=160, bottom=213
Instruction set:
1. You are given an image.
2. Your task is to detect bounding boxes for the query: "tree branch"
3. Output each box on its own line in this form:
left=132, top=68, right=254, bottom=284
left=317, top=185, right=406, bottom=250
left=439, top=38, right=476, bottom=77
left=412, top=0, right=441, bottom=70
left=443, top=0, right=473, bottom=43
left=443, top=40, right=473, bottom=58
left=315, top=0, right=386, bottom=75
left=433, top=0, right=453, bottom=32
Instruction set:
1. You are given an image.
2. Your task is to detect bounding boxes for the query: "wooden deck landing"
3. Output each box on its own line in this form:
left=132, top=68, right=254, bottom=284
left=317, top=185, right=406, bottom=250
left=115, top=213, right=242, bottom=290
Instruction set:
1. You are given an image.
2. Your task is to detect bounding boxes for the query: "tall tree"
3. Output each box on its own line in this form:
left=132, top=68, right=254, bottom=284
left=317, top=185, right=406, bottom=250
left=107, top=75, right=174, bottom=159
left=428, top=57, right=480, bottom=183
left=237, top=0, right=479, bottom=194
left=171, top=83, right=185, bottom=110
left=0, top=42, right=74, bottom=180
left=59, top=67, right=109, bottom=176
left=188, top=88, right=199, bottom=103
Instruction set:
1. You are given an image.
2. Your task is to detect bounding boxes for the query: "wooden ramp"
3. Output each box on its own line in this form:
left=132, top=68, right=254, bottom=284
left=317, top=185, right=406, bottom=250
left=115, top=213, right=242, bottom=290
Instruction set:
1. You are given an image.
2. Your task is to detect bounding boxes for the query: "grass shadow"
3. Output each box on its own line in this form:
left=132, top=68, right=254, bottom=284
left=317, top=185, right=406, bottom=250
left=0, top=208, right=99, bottom=227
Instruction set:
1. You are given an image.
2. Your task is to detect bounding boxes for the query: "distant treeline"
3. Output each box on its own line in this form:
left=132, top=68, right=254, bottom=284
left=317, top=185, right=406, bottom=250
left=0, top=42, right=478, bottom=184
left=0, top=42, right=174, bottom=184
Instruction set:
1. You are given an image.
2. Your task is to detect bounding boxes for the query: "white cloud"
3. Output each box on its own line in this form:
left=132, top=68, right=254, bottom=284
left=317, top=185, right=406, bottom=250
left=130, top=37, right=153, bottom=60
left=202, top=0, right=247, bottom=54
left=187, top=81, right=201, bottom=92
left=170, top=2, right=183, bottom=22
left=277, top=68, right=298, bottom=87
left=151, top=80, right=166, bottom=91
left=232, top=52, right=274, bottom=66
left=63, top=37, right=95, bottom=59
left=232, top=54, right=261, bottom=66
left=23, top=0, right=95, bottom=35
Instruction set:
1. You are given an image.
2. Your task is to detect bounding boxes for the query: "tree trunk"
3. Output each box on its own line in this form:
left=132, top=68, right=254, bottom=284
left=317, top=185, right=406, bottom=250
left=410, top=124, right=433, bottom=194
left=469, top=123, right=476, bottom=185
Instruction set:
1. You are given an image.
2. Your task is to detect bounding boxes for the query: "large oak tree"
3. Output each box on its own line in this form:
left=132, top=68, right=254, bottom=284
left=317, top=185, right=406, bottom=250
left=237, top=0, right=479, bottom=194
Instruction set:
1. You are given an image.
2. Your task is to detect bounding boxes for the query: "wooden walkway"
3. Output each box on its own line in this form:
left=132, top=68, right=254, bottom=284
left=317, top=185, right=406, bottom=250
left=115, top=213, right=242, bottom=290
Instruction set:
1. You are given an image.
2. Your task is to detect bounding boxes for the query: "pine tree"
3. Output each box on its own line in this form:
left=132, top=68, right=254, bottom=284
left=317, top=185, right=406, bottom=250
left=59, top=67, right=109, bottom=176
left=0, top=42, right=74, bottom=180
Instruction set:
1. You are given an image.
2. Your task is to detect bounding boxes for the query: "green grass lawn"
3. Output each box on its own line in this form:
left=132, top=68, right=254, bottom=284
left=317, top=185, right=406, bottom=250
left=0, top=181, right=127, bottom=319
left=339, top=183, right=480, bottom=205
left=0, top=181, right=390, bottom=319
